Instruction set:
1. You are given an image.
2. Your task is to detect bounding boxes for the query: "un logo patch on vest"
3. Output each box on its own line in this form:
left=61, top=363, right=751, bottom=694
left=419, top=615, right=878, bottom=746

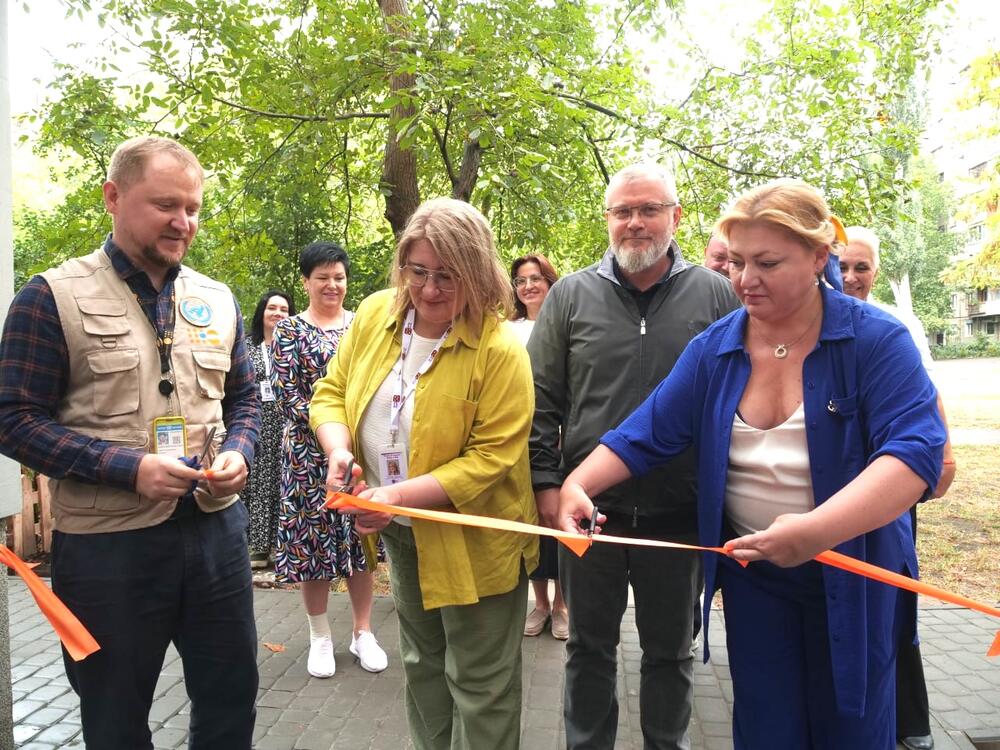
left=179, top=297, right=213, bottom=327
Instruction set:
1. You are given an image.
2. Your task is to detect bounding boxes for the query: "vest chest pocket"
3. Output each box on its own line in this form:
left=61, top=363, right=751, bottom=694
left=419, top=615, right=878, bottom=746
left=86, top=349, right=141, bottom=416
left=192, top=349, right=231, bottom=399
left=78, top=297, right=131, bottom=336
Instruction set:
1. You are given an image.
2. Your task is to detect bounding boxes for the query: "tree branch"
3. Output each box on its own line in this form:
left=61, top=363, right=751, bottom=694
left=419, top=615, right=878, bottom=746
left=205, top=119, right=306, bottom=221
left=581, top=124, right=609, bottom=184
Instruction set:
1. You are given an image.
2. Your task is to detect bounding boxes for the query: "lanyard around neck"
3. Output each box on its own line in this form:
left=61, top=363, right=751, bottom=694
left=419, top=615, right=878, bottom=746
left=389, top=307, right=451, bottom=442
left=133, top=288, right=176, bottom=397
left=260, top=341, right=272, bottom=378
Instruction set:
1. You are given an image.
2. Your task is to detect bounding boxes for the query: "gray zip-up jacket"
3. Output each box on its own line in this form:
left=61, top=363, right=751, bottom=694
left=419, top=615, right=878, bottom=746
left=528, top=244, right=740, bottom=530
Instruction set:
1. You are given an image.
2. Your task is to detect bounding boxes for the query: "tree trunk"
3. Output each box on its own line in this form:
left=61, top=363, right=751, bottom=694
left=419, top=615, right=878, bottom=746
left=890, top=271, right=915, bottom=316
left=451, top=139, right=482, bottom=204
left=378, top=0, right=421, bottom=236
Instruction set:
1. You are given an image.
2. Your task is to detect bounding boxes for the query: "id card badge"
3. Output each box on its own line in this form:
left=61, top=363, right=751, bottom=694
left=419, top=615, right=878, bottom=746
left=152, top=416, right=188, bottom=459
left=259, top=380, right=275, bottom=402
left=377, top=444, right=409, bottom=486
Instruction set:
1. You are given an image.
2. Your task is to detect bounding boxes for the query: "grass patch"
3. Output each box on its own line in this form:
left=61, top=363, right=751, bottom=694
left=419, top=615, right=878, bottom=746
left=917, top=444, right=1000, bottom=604
left=942, top=395, right=1000, bottom=430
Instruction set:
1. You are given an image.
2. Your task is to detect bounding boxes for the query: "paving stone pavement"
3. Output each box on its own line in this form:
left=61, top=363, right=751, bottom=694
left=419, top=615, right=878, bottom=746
left=6, top=578, right=1000, bottom=749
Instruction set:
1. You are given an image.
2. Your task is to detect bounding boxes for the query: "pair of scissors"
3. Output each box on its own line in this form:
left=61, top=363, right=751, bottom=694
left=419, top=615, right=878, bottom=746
left=180, top=426, right=217, bottom=491
left=587, top=504, right=600, bottom=541
left=336, top=458, right=356, bottom=494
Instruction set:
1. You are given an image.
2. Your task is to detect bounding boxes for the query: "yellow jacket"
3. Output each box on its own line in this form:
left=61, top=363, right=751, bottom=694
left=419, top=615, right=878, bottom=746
left=310, top=289, right=539, bottom=609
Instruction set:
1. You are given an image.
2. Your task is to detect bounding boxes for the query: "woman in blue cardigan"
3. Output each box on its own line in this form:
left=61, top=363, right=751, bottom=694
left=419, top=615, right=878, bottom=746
left=558, top=179, right=945, bottom=749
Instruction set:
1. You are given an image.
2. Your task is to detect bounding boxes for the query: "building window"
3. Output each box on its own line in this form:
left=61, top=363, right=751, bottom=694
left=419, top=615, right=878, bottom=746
left=938, top=172, right=945, bottom=183
left=936, top=333, right=945, bottom=346
left=978, top=288, right=989, bottom=303
left=966, top=320, right=974, bottom=336
left=987, top=321, right=997, bottom=336
left=970, top=224, right=985, bottom=242
left=970, top=161, right=988, bottom=179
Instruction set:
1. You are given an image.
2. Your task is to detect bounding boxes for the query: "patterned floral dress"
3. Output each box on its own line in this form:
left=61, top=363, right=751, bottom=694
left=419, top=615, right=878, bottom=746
left=242, top=336, right=285, bottom=554
left=270, top=313, right=385, bottom=582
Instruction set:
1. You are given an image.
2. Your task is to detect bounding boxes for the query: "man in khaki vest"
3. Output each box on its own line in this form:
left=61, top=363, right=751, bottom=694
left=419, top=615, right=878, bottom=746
left=0, top=136, right=261, bottom=748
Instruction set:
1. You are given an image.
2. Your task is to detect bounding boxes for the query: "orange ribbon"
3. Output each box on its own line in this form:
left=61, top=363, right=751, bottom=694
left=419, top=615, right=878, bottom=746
left=326, top=492, right=735, bottom=559
left=328, top=492, right=1000, bottom=657
left=0, top=545, right=100, bottom=661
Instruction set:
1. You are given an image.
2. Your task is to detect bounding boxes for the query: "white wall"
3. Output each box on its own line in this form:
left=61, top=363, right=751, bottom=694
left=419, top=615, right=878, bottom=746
left=0, top=0, right=24, bottom=519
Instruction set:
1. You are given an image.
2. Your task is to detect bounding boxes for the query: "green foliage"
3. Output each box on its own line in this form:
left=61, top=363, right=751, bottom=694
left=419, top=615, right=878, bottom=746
left=931, top=334, right=1000, bottom=360
left=17, top=0, right=946, bottom=315
left=870, top=156, right=959, bottom=331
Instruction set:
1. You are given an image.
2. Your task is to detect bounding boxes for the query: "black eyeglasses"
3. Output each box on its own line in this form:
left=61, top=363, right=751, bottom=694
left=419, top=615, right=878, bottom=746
left=604, top=202, right=678, bottom=222
left=400, top=264, right=459, bottom=293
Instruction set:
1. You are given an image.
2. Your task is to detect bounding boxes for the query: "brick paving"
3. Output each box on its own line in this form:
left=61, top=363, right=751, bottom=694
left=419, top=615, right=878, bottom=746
left=6, top=578, right=1000, bottom=749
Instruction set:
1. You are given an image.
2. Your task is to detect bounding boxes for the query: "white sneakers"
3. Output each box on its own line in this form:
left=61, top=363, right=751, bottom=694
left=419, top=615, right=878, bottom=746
left=350, top=630, right=388, bottom=673
left=307, top=631, right=388, bottom=677
left=307, top=636, right=336, bottom=678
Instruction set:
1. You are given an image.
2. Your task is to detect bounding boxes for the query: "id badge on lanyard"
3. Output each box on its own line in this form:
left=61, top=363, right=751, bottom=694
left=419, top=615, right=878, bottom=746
left=383, top=309, right=451, bottom=485
left=377, top=444, right=409, bottom=486
left=259, top=341, right=276, bottom=402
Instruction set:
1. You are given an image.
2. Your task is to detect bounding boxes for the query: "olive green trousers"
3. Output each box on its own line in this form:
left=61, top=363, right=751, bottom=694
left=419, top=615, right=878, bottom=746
left=382, top=523, right=528, bottom=750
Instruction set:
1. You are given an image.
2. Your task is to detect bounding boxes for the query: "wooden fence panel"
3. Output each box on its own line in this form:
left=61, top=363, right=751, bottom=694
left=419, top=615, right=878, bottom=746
left=15, top=474, right=37, bottom=558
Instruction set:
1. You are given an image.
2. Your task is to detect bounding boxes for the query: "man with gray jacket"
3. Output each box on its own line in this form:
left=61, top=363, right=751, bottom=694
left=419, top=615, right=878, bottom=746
left=529, top=163, right=740, bottom=749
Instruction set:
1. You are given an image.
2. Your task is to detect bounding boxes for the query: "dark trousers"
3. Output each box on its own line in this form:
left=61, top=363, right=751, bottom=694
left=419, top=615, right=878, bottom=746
left=897, top=505, right=931, bottom=738
left=719, top=556, right=900, bottom=750
left=559, top=528, right=701, bottom=750
left=52, top=499, right=258, bottom=750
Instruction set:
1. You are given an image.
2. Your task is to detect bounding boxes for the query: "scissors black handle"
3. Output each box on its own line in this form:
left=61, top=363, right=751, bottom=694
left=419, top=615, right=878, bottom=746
left=587, top=505, right=600, bottom=538
left=339, top=458, right=355, bottom=494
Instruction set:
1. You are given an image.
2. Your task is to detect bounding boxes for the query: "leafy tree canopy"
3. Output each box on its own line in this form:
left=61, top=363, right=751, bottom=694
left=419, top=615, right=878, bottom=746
left=16, top=0, right=945, bottom=312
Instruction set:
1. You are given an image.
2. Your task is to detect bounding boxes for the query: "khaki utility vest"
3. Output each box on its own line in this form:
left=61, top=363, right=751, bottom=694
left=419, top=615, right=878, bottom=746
left=41, top=248, right=239, bottom=533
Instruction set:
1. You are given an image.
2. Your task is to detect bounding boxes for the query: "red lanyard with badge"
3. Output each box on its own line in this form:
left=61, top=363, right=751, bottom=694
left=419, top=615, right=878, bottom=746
left=378, top=307, right=451, bottom=486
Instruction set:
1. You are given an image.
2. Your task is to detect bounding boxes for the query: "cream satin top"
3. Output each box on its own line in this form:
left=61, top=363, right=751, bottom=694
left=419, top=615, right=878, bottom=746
left=725, top=403, right=816, bottom=537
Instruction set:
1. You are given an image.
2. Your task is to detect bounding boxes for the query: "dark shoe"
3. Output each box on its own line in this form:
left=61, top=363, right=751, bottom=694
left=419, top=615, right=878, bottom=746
left=249, top=551, right=270, bottom=569
left=900, top=734, right=934, bottom=750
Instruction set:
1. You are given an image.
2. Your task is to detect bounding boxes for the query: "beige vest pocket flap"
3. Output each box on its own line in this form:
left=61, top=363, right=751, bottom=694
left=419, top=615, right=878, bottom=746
left=86, top=348, right=140, bottom=374
left=192, top=349, right=231, bottom=399
left=86, top=349, right=141, bottom=415
left=78, top=297, right=131, bottom=336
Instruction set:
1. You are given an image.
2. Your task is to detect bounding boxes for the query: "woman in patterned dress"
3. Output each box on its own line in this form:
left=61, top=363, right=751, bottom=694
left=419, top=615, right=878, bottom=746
left=243, top=289, right=295, bottom=568
left=271, top=242, right=387, bottom=678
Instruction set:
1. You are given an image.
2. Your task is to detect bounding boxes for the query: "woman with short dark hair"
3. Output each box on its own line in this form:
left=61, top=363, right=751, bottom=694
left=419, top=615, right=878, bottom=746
left=271, top=241, right=387, bottom=679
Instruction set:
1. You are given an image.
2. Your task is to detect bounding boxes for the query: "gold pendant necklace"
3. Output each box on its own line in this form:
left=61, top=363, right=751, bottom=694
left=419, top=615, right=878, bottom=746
left=752, top=304, right=823, bottom=359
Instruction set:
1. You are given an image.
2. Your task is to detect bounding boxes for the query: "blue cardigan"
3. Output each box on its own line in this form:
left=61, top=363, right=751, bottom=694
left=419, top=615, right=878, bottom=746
left=601, top=285, right=945, bottom=716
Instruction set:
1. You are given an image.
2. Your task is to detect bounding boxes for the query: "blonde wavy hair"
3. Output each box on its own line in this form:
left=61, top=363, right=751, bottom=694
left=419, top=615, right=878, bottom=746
left=716, top=179, right=839, bottom=252
left=390, top=198, right=513, bottom=331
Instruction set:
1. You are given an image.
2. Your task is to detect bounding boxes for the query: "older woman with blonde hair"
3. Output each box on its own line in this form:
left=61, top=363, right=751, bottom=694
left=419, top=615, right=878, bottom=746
left=309, top=197, right=538, bottom=750
left=558, top=179, right=946, bottom=749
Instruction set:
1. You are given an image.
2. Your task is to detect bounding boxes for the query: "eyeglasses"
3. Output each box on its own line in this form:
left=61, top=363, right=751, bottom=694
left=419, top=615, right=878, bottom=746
left=513, top=274, right=546, bottom=288
left=400, top=264, right=459, bottom=293
left=604, top=202, right=678, bottom=222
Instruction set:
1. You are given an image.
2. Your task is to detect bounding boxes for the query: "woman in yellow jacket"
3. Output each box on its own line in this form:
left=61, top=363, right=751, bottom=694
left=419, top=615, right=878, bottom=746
left=309, top=197, right=539, bottom=750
